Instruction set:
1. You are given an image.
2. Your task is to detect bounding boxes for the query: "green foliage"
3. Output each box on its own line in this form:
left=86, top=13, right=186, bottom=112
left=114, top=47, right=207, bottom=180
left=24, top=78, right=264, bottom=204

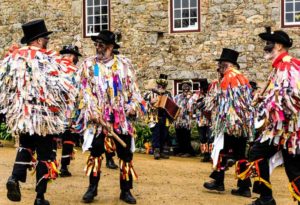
left=0, top=122, right=12, bottom=141
left=134, top=121, right=152, bottom=148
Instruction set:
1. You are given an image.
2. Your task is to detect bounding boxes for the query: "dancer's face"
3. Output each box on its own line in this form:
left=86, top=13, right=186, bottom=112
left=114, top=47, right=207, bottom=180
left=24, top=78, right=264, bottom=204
left=94, top=41, right=113, bottom=60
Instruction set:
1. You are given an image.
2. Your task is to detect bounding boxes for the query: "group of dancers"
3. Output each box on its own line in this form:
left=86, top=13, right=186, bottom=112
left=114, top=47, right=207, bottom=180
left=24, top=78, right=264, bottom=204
left=0, top=18, right=299, bottom=205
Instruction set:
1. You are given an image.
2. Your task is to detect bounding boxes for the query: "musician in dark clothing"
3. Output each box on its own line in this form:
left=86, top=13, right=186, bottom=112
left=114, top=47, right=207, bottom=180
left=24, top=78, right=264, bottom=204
left=144, top=74, right=172, bottom=160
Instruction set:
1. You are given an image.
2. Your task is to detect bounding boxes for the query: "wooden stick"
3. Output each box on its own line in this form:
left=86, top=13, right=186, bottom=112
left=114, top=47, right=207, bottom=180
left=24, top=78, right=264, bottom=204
left=252, top=79, right=271, bottom=107
left=98, top=117, right=127, bottom=148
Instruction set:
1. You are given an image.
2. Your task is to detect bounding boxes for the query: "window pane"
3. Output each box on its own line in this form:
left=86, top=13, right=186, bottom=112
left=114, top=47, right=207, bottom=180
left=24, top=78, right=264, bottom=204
left=175, top=10, right=181, bottom=18
left=88, top=7, right=93, bottom=15
left=88, top=25, right=93, bottom=33
left=182, top=18, right=189, bottom=27
left=296, top=12, right=300, bottom=22
left=95, top=16, right=100, bottom=24
left=95, top=6, right=100, bottom=14
left=182, top=0, right=189, bottom=8
left=102, top=24, right=108, bottom=30
left=87, top=0, right=93, bottom=6
left=101, top=0, right=108, bottom=4
left=286, top=3, right=293, bottom=12
left=193, top=83, right=200, bottom=90
left=286, top=13, right=294, bottom=22
left=174, top=19, right=181, bottom=28
left=174, top=0, right=181, bottom=8
left=190, top=0, right=197, bottom=7
left=102, top=6, right=108, bottom=14
left=95, top=25, right=100, bottom=33
left=296, top=2, right=300, bottom=11
left=95, top=0, right=100, bottom=5
left=190, top=18, right=197, bottom=25
left=102, top=15, right=108, bottom=23
left=88, top=16, right=93, bottom=24
left=190, top=9, right=197, bottom=17
left=182, top=9, right=189, bottom=17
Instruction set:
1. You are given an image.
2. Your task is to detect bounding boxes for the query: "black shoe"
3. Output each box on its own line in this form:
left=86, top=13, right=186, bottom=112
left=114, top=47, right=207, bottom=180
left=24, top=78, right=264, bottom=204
left=59, top=169, right=72, bottom=177
left=82, top=184, right=97, bottom=203
left=34, top=198, right=50, bottom=205
left=6, top=176, right=21, bottom=202
left=160, top=153, right=170, bottom=159
left=248, top=198, right=276, bottom=205
left=181, top=153, right=192, bottom=158
left=231, top=188, right=251, bottom=198
left=120, top=190, right=136, bottom=204
left=203, top=180, right=225, bottom=191
left=106, top=159, right=118, bottom=169
left=201, top=153, right=211, bottom=162
left=154, top=148, right=160, bottom=160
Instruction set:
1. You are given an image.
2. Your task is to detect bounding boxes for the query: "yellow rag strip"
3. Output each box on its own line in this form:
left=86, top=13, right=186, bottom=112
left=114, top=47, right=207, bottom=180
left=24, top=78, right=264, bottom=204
left=254, top=177, right=272, bottom=189
left=235, top=161, right=254, bottom=180
left=288, top=182, right=300, bottom=202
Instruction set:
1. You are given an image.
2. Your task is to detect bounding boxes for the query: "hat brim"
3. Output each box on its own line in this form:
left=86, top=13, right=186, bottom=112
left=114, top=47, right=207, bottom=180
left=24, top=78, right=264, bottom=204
left=215, top=58, right=239, bottom=67
left=258, top=32, right=292, bottom=47
left=60, top=49, right=82, bottom=57
left=91, top=36, right=120, bottom=49
left=258, top=33, right=274, bottom=42
left=21, top=31, right=53, bottom=44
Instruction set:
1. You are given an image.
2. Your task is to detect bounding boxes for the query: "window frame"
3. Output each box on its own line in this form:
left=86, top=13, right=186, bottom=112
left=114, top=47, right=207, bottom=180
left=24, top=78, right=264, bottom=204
left=173, top=79, right=206, bottom=96
left=281, top=0, right=300, bottom=27
left=170, top=0, right=201, bottom=33
left=83, top=0, right=111, bottom=38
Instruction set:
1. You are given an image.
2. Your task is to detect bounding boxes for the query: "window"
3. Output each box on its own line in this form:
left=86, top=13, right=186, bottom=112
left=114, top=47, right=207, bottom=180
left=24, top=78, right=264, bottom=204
left=282, top=0, right=300, bottom=27
left=170, top=0, right=200, bottom=33
left=84, top=0, right=110, bottom=37
left=173, top=79, right=208, bottom=96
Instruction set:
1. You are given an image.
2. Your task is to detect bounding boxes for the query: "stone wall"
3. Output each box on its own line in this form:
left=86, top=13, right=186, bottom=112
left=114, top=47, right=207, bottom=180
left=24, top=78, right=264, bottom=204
left=0, top=0, right=299, bottom=89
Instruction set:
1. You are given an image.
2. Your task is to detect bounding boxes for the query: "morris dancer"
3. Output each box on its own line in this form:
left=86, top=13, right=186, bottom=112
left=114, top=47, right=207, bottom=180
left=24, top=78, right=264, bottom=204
left=174, top=80, right=195, bottom=157
left=237, top=27, right=300, bottom=205
left=203, top=48, right=254, bottom=198
left=2, top=19, right=77, bottom=205
left=75, top=30, right=146, bottom=204
left=195, top=83, right=213, bottom=162
left=58, top=45, right=82, bottom=177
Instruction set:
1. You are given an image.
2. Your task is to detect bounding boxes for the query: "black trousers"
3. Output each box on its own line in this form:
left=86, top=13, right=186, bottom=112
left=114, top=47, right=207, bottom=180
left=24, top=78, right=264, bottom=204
left=249, top=139, right=300, bottom=199
left=175, top=127, right=195, bottom=155
left=90, top=132, right=133, bottom=190
left=12, top=133, right=56, bottom=194
left=105, top=150, right=116, bottom=161
left=210, top=134, right=251, bottom=188
left=151, top=121, right=169, bottom=150
left=61, top=130, right=76, bottom=168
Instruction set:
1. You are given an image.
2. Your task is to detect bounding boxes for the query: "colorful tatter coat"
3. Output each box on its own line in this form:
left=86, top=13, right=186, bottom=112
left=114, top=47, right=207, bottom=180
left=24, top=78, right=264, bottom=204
left=174, top=92, right=194, bottom=129
left=192, top=92, right=211, bottom=127
left=0, top=46, right=78, bottom=136
left=206, top=68, right=254, bottom=138
left=74, top=54, right=146, bottom=143
left=258, top=52, right=300, bottom=155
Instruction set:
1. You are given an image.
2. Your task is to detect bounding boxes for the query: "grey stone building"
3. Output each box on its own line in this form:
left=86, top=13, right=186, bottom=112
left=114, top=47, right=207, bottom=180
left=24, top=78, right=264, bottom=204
left=0, top=0, right=299, bottom=94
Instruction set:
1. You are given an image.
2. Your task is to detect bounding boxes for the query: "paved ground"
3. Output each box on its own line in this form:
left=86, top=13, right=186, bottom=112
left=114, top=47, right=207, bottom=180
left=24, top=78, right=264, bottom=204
left=0, top=141, right=296, bottom=205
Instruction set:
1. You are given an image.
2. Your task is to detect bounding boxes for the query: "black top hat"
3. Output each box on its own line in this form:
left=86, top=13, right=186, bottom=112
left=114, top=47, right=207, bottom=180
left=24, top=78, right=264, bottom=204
left=259, top=27, right=293, bottom=48
left=249, top=81, right=258, bottom=91
left=159, top=74, right=168, bottom=80
left=60, top=45, right=82, bottom=56
left=21, top=19, right=53, bottom=44
left=215, top=48, right=239, bottom=66
left=156, top=74, right=168, bottom=86
left=91, top=30, right=120, bottom=49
